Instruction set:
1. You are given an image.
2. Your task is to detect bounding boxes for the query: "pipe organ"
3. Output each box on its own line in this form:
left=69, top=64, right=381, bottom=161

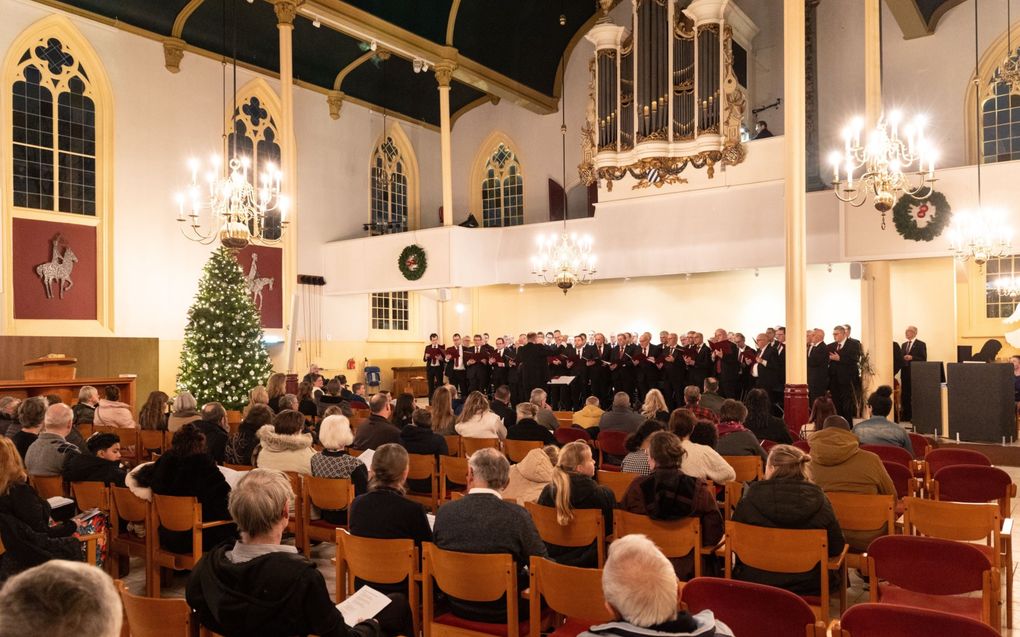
left=580, top=0, right=757, bottom=190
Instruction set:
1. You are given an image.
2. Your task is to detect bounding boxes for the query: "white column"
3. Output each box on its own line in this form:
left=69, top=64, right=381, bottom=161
left=784, top=0, right=807, bottom=386
left=435, top=61, right=457, bottom=227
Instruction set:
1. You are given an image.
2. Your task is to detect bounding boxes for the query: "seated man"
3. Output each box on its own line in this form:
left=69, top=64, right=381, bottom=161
left=433, top=448, right=548, bottom=623
left=530, top=388, right=559, bottom=431
left=351, top=393, right=400, bottom=450
left=698, top=378, right=725, bottom=415
left=598, top=392, right=644, bottom=435
left=24, top=403, right=79, bottom=476
left=187, top=468, right=408, bottom=637
left=580, top=534, right=733, bottom=637
left=853, top=386, right=913, bottom=456
left=572, top=396, right=605, bottom=431
left=0, top=560, right=123, bottom=637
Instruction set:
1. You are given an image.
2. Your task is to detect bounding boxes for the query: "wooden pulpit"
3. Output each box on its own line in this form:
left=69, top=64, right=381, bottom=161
left=23, top=355, right=78, bottom=381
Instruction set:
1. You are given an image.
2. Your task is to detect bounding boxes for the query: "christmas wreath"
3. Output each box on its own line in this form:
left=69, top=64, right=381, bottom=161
left=398, top=244, right=427, bottom=280
left=892, top=190, right=951, bottom=242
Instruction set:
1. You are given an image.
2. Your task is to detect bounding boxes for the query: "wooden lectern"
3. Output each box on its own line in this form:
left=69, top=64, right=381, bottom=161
left=23, top=355, right=78, bottom=381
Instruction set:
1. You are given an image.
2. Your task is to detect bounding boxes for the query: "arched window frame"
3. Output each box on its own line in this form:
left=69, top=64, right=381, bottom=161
left=367, top=122, right=420, bottom=234
left=2, top=15, right=114, bottom=334
left=965, top=24, right=1020, bottom=164
left=469, top=131, right=526, bottom=227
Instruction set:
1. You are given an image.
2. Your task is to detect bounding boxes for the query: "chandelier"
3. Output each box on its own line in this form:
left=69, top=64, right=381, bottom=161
left=828, top=111, right=937, bottom=226
left=992, top=0, right=1020, bottom=91
left=176, top=155, right=290, bottom=250
left=994, top=274, right=1020, bottom=297
left=947, top=207, right=1012, bottom=267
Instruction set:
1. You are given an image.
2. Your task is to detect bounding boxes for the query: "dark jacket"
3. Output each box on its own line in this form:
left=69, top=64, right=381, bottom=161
left=351, top=415, right=401, bottom=451
left=743, top=414, right=793, bottom=444
left=349, top=487, right=433, bottom=595
left=730, top=479, right=844, bottom=595
left=398, top=426, right=449, bottom=494
left=317, top=395, right=345, bottom=417
left=0, top=413, right=18, bottom=438
left=225, top=426, right=259, bottom=466
left=11, top=430, right=38, bottom=461
left=193, top=420, right=229, bottom=464
left=187, top=543, right=380, bottom=637
left=0, top=481, right=75, bottom=539
left=0, top=511, right=81, bottom=581
left=299, top=399, right=319, bottom=419
left=506, top=418, right=556, bottom=445
left=72, top=402, right=96, bottom=426
left=135, top=452, right=236, bottom=555
left=715, top=425, right=768, bottom=461
left=536, top=473, right=615, bottom=567
left=62, top=453, right=127, bottom=486
left=491, top=401, right=517, bottom=429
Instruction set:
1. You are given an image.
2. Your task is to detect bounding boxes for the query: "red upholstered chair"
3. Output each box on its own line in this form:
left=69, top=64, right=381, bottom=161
left=528, top=557, right=612, bottom=637
left=831, top=603, right=999, bottom=637
left=595, top=431, right=628, bottom=471
left=882, top=461, right=918, bottom=502
left=761, top=439, right=778, bottom=454
left=554, top=428, right=592, bottom=446
left=860, top=444, right=912, bottom=469
left=923, top=448, right=991, bottom=489
left=865, top=535, right=1000, bottom=631
left=680, top=577, right=827, bottom=637
left=931, top=464, right=1016, bottom=518
left=908, top=432, right=931, bottom=459
left=793, top=440, right=811, bottom=453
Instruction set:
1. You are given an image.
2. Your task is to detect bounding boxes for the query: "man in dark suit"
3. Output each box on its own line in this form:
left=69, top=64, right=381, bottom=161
left=489, top=337, right=510, bottom=395
left=563, top=334, right=590, bottom=410
left=507, top=334, right=525, bottom=406
left=423, top=333, right=445, bottom=400
left=757, top=327, right=787, bottom=412
left=516, top=333, right=553, bottom=398
left=445, top=333, right=467, bottom=397
left=464, top=334, right=490, bottom=395
left=829, top=325, right=862, bottom=422
left=685, top=332, right=713, bottom=392
left=609, top=334, right=636, bottom=403
left=844, top=324, right=864, bottom=414
left=899, top=325, right=927, bottom=423
left=806, top=328, right=830, bottom=405
left=711, top=328, right=740, bottom=399
left=634, top=332, right=662, bottom=402
left=733, top=333, right=755, bottom=399
left=584, top=333, right=612, bottom=409
left=660, top=333, right=688, bottom=409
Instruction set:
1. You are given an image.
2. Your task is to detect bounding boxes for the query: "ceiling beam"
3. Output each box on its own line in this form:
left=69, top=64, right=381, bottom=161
left=172, top=0, right=207, bottom=38
left=445, top=0, right=461, bottom=46
left=886, top=0, right=965, bottom=39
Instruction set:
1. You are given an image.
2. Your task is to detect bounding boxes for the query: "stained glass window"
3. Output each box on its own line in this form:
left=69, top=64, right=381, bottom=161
left=981, top=81, right=1020, bottom=164
left=480, top=143, right=523, bottom=227
left=371, top=291, right=409, bottom=331
left=11, top=37, right=97, bottom=215
left=227, top=94, right=282, bottom=239
left=369, top=134, right=410, bottom=234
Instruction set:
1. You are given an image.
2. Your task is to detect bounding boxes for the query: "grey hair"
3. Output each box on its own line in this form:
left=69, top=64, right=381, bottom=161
left=278, top=394, right=299, bottom=411
left=318, top=415, right=354, bottom=450
left=515, top=402, right=539, bottom=420
left=468, top=447, right=510, bottom=490
left=601, top=534, right=678, bottom=627
left=228, top=468, right=293, bottom=537
left=77, top=385, right=98, bottom=402
left=612, top=392, right=631, bottom=409
left=173, top=391, right=198, bottom=412
left=43, top=403, right=73, bottom=431
left=0, top=560, right=123, bottom=637
left=529, top=388, right=547, bottom=405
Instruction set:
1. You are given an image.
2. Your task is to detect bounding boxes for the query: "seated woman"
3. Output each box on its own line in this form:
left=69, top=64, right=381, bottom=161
left=536, top=441, right=615, bottom=568
left=398, top=409, right=448, bottom=494
left=640, top=389, right=670, bottom=424
left=134, top=425, right=236, bottom=555
left=804, top=395, right=837, bottom=438
left=429, top=386, right=457, bottom=436
left=242, top=385, right=269, bottom=418
left=316, top=380, right=345, bottom=417
left=621, top=420, right=666, bottom=476
left=255, top=410, right=316, bottom=475
left=168, top=392, right=203, bottom=433
left=454, top=392, right=507, bottom=440
left=390, top=393, right=416, bottom=430
left=296, top=382, right=319, bottom=421
left=94, top=385, right=136, bottom=428
left=620, top=431, right=723, bottom=579
left=731, top=444, right=844, bottom=595
left=505, top=403, right=555, bottom=445
left=225, top=404, right=272, bottom=467
left=742, top=389, right=792, bottom=444
left=187, top=468, right=409, bottom=637
left=137, top=391, right=169, bottom=431
left=502, top=446, right=558, bottom=506
left=669, top=410, right=735, bottom=483
left=63, top=432, right=127, bottom=486
left=714, top=400, right=767, bottom=461
left=310, top=415, right=367, bottom=525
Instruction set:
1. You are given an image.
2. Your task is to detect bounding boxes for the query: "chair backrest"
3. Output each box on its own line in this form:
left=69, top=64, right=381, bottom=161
left=222, top=463, right=253, bottom=472
left=28, top=474, right=65, bottom=500
left=529, top=557, right=613, bottom=626
left=442, top=434, right=461, bottom=456
left=761, top=439, right=778, bottom=454
left=525, top=502, right=605, bottom=566
left=926, top=448, right=991, bottom=477
left=407, top=453, right=438, bottom=484
left=614, top=511, right=700, bottom=572
left=908, top=433, right=931, bottom=459
left=70, top=481, right=109, bottom=512
left=867, top=534, right=991, bottom=595
left=825, top=492, right=895, bottom=535
left=682, top=577, right=819, bottom=637
left=461, top=437, right=501, bottom=457
left=932, top=464, right=1015, bottom=518
left=554, top=428, right=592, bottom=445
left=138, top=429, right=166, bottom=459
left=882, top=461, right=915, bottom=500
left=504, top=439, right=544, bottom=463
left=116, top=579, right=193, bottom=637
left=596, top=431, right=628, bottom=457
left=722, top=455, right=764, bottom=483
left=94, top=425, right=139, bottom=451
left=902, top=496, right=1000, bottom=545
left=153, top=494, right=199, bottom=533
left=336, top=530, right=416, bottom=594
left=422, top=542, right=518, bottom=633
left=724, top=520, right=828, bottom=577
left=836, top=603, right=999, bottom=637
left=110, top=486, right=148, bottom=524
left=860, top=444, right=912, bottom=468
left=439, top=455, right=469, bottom=500
left=596, top=470, right=637, bottom=503
left=303, top=475, right=355, bottom=511
left=792, top=440, right=811, bottom=452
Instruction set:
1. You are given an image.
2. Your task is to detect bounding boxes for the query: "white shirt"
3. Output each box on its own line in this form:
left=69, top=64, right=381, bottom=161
left=455, top=345, right=465, bottom=370
left=468, top=487, right=504, bottom=498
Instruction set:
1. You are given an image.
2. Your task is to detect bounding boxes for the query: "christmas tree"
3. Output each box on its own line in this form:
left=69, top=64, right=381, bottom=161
left=177, top=246, right=273, bottom=409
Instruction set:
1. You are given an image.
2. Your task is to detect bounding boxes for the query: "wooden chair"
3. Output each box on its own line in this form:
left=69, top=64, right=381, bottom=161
left=439, top=455, right=469, bottom=501
left=405, top=453, right=440, bottom=512
left=151, top=495, right=235, bottom=597
left=596, top=470, right=637, bottom=503
left=460, top=437, right=500, bottom=457
left=28, top=474, right=66, bottom=500
left=76, top=422, right=94, bottom=440
left=595, top=431, right=628, bottom=470
left=908, top=432, right=932, bottom=459
left=138, top=429, right=167, bottom=462
left=504, top=439, right=543, bottom=463
left=529, top=557, right=613, bottom=637
left=831, top=602, right=1000, bottom=637
left=931, top=464, right=1016, bottom=518
left=110, top=485, right=153, bottom=596
left=336, top=530, right=420, bottom=637
left=94, top=426, right=140, bottom=464
left=71, top=480, right=110, bottom=513
left=793, top=440, right=811, bottom=453
left=882, top=461, right=919, bottom=501
left=554, top=427, right=592, bottom=446
left=553, top=412, right=574, bottom=429
left=283, top=471, right=305, bottom=554
left=300, top=475, right=355, bottom=557
left=865, top=534, right=1000, bottom=631
left=525, top=502, right=606, bottom=567
left=721, top=455, right=763, bottom=519
left=443, top=434, right=461, bottom=457
left=423, top=542, right=524, bottom=637
left=681, top=577, right=827, bottom=637
left=923, top=448, right=991, bottom=490
left=348, top=448, right=364, bottom=457
left=860, top=444, right=912, bottom=469
left=115, top=579, right=195, bottom=637
left=902, top=496, right=1011, bottom=627
left=613, top=511, right=704, bottom=579
left=723, top=520, right=848, bottom=622
left=824, top=492, right=895, bottom=569
left=222, top=463, right=253, bottom=472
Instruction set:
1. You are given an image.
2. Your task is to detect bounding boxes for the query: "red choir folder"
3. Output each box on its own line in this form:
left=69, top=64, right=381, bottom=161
left=463, top=351, right=488, bottom=365
left=739, top=348, right=757, bottom=366
left=827, top=342, right=839, bottom=354
left=444, top=346, right=459, bottom=361
left=425, top=346, right=445, bottom=362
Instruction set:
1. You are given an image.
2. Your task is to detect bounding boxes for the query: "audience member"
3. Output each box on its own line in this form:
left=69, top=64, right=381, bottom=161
left=134, top=424, right=236, bottom=555
left=731, top=445, right=844, bottom=595
left=390, top=393, right=416, bottom=429
left=398, top=409, right=448, bottom=493
left=433, top=448, right=547, bottom=622
left=808, top=395, right=837, bottom=430
left=743, top=388, right=792, bottom=444
left=45, top=394, right=62, bottom=406
left=598, top=392, right=644, bottom=434
left=490, top=385, right=517, bottom=428
left=63, top=432, right=127, bottom=486
left=455, top=392, right=507, bottom=439
left=71, top=386, right=98, bottom=426
left=311, top=415, right=367, bottom=523
left=168, top=392, right=202, bottom=432
left=621, top=420, right=666, bottom=475
left=0, top=397, right=21, bottom=437
left=278, top=393, right=299, bottom=412
left=506, top=403, right=556, bottom=444
left=256, top=410, right=315, bottom=474
left=682, top=386, right=720, bottom=424
left=715, top=400, right=768, bottom=461
left=668, top=410, right=735, bottom=484
left=853, top=386, right=912, bottom=455
left=242, top=385, right=269, bottom=418
left=349, top=383, right=369, bottom=408
left=317, top=380, right=345, bottom=416
left=430, top=386, right=457, bottom=435
left=225, top=404, right=272, bottom=466
left=11, top=397, right=46, bottom=460
left=138, top=390, right=170, bottom=431
left=352, top=393, right=401, bottom=450
left=187, top=468, right=403, bottom=637
left=94, top=385, right=136, bottom=428
left=640, top=389, right=671, bottom=423
left=449, top=384, right=465, bottom=415
left=579, top=534, right=733, bottom=637
left=537, top=441, right=614, bottom=567
left=572, top=396, right=604, bottom=431
left=266, top=373, right=287, bottom=412
left=502, top=446, right=558, bottom=505
left=194, top=402, right=230, bottom=464
left=0, top=560, right=123, bottom=637
left=297, top=381, right=319, bottom=420
left=25, top=403, right=79, bottom=476
left=698, top=378, right=725, bottom=415
left=530, top=388, right=559, bottom=430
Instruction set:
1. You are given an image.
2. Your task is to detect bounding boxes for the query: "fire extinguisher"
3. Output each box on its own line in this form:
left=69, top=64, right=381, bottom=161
left=346, top=358, right=356, bottom=370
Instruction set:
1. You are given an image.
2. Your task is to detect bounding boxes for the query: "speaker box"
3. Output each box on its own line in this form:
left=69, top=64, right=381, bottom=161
left=849, top=262, right=864, bottom=280
left=438, top=288, right=451, bottom=302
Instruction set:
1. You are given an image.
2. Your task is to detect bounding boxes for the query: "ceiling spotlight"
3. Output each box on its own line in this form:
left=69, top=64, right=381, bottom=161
left=559, top=13, right=566, bottom=26
left=369, top=40, right=378, bottom=52
left=312, top=18, right=321, bottom=28
left=412, top=58, right=423, bottom=73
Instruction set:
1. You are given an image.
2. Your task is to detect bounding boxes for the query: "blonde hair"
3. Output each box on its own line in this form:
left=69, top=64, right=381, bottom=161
left=550, top=441, right=592, bottom=525
left=266, top=373, right=287, bottom=399
left=228, top=468, right=293, bottom=537
left=430, top=386, right=456, bottom=434
left=767, top=444, right=811, bottom=481
left=0, top=438, right=26, bottom=496
left=457, top=391, right=490, bottom=424
left=244, top=385, right=269, bottom=416
left=640, top=389, right=668, bottom=420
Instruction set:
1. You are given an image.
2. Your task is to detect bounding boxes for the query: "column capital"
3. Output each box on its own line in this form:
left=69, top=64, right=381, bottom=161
left=273, top=0, right=305, bottom=26
left=327, top=90, right=344, bottom=120
left=434, top=60, right=457, bottom=88
left=162, top=38, right=186, bottom=74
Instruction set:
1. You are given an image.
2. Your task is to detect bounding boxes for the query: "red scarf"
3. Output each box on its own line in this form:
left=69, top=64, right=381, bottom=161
left=717, top=420, right=748, bottom=437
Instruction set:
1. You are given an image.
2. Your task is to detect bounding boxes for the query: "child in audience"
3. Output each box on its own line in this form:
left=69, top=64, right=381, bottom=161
left=63, top=432, right=127, bottom=486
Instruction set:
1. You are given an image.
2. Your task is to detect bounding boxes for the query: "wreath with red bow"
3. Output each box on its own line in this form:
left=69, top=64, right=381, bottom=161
left=892, top=190, right=951, bottom=242
left=398, top=244, right=427, bottom=281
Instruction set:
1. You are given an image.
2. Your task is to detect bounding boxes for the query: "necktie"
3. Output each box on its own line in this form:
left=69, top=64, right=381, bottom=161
left=905, top=341, right=912, bottom=354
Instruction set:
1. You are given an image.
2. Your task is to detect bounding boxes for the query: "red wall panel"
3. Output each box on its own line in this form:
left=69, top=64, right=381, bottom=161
left=13, top=218, right=97, bottom=320
left=235, top=245, right=283, bottom=329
